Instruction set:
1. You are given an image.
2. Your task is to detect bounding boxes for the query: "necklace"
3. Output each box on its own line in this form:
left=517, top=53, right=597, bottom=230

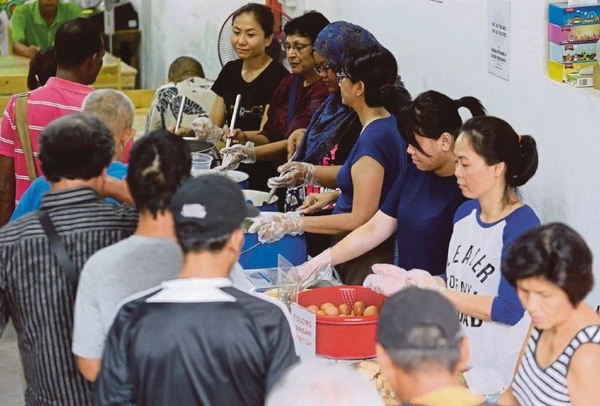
left=241, top=58, right=271, bottom=83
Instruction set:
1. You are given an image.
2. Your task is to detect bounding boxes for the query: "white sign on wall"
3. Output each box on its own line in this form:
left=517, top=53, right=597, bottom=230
left=290, top=303, right=316, bottom=359
left=487, top=0, right=511, bottom=81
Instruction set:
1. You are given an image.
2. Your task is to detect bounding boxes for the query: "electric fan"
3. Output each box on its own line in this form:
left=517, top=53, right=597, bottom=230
left=217, top=6, right=292, bottom=71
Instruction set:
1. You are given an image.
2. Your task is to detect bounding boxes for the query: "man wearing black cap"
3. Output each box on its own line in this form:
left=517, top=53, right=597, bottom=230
left=377, top=287, right=491, bottom=406
left=95, top=175, right=299, bottom=406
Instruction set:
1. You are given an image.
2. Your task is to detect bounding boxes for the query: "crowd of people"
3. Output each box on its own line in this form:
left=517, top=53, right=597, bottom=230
left=0, top=1, right=599, bottom=405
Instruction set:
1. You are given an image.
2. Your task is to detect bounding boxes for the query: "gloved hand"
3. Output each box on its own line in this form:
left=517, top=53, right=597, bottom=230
left=247, top=212, right=304, bottom=243
left=291, top=249, right=332, bottom=288
left=406, top=269, right=446, bottom=292
left=363, top=264, right=412, bottom=297
left=267, top=162, right=317, bottom=189
left=215, top=143, right=256, bottom=171
left=296, top=191, right=340, bottom=214
left=191, top=117, right=224, bottom=143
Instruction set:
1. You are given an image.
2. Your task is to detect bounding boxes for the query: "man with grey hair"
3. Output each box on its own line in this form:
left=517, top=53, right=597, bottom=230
left=266, top=361, right=384, bottom=406
left=376, top=287, right=491, bottom=406
left=9, top=89, right=135, bottom=221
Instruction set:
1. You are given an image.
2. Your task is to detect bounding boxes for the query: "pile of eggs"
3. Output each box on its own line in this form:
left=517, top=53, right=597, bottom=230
left=306, top=301, right=379, bottom=317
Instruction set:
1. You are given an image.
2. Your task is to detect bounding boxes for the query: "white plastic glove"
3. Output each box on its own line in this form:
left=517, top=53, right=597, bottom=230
left=406, top=268, right=446, bottom=292
left=191, top=117, right=224, bottom=143
left=215, top=143, right=256, bottom=171
left=363, top=264, right=412, bottom=297
left=267, top=161, right=317, bottom=189
left=247, top=211, right=304, bottom=243
left=291, top=249, right=332, bottom=288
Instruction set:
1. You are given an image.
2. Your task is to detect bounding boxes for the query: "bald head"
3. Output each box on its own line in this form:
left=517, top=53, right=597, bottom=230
left=83, top=89, right=135, bottom=161
left=168, top=56, right=205, bottom=83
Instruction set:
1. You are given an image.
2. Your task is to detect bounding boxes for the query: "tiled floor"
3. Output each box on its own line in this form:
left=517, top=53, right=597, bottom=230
left=0, top=322, right=25, bottom=405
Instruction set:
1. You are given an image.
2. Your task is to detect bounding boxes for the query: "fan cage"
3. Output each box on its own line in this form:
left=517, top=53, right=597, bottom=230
left=217, top=8, right=292, bottom=71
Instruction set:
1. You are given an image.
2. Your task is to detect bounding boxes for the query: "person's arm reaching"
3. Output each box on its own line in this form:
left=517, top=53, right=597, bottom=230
left=13, top=41, right=40, bottom=59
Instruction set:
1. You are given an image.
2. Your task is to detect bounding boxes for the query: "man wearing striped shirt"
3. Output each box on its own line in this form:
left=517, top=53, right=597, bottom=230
left=0, top=17, right=104, bottom=226
left=0, top=113, right=138, bottom=405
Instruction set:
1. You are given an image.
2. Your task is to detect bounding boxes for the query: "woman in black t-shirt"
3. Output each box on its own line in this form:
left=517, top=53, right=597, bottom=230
left=210, top=3, right=288, bottom=137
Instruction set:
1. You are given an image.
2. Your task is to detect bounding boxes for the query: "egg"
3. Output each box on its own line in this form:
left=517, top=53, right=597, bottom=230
left=338, top=304, right=351, bottom=315
left=363, top=305, right=379, bottom=316
left=353, top=301, right=366, bottom=316
left=323, top=306, right=340, bottom=317
left=307, top=305, right=319, bottom=314
left=320, top=302, right=335, bottom=310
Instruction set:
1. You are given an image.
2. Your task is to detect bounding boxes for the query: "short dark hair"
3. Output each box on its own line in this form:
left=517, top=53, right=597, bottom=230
left=54, top=18, right=103, bottom=67
left=176, top=225, right=232, bottom=254
left=400, top=90, right=486, bottom=156
left=502, top=223, right=594, bottom=306
left=27, top=46, right=57, bottom=90
left=127, top=131, right=191, bottom=218
left=283, top=11, right=329, bottom=44
left=39, top=113, right=114, bottom=182
left=168, top=56, right=205, bottom=82
left=460, top=116, right=538, bottom=204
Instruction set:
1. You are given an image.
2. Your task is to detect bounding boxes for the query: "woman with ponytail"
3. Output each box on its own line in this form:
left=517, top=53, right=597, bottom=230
left=249, top=45, right=408, bottom=284
left=295, top=90, right=486, bottom=283
left=366, top=115, right=541, bottom=398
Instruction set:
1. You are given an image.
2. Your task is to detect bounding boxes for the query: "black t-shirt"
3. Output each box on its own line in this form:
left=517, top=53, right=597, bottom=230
left=212, top=59, right=289, bottom=131
left=95, top=278, right=298, bottom=406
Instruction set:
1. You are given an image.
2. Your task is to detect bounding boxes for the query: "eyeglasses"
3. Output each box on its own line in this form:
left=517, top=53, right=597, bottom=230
left=314, top=64, right=331, bottom=77
left=335, top=72, right=349, bottom=84
left=281, top=42, right=312, bottom=54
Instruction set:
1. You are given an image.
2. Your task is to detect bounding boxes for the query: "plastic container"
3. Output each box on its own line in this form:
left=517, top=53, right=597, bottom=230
left=191, top=153, right=213, bottom=176
left=240, top=232, right=307, bottom=268
left=242, top=189, right=278, bottom=211
left=297, top=286, right=388, bottom=359
left=225, top=170, right=249, bottom=189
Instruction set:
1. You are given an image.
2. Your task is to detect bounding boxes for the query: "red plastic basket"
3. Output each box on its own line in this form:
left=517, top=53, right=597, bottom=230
left=297, top=286, right=387, bottom=359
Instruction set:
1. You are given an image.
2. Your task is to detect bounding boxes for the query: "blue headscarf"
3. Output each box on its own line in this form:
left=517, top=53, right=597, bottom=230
left=294, top=22, right=381, bottom=164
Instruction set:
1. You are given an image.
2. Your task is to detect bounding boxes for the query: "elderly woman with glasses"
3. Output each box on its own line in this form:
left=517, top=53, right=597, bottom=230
left=216, top=11, right=330, bottom=194
left=249, top=39, right=412, bottom=285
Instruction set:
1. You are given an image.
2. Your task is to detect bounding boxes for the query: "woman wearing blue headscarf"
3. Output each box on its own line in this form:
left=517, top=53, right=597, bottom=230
left=249, top=22, right=411, bottom=284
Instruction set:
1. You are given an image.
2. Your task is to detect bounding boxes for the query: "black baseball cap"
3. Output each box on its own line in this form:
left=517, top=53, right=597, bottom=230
left=377, top=287, right=462, bottom=351
left=171, top=174, right=259, bottom=239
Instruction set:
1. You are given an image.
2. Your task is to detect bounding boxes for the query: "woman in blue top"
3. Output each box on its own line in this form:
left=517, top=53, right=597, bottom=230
left=367, top=116, right=541, bottom=397
left=249, top=46, right=408, bottom=284
left=295, top=90, right=486, bottom=284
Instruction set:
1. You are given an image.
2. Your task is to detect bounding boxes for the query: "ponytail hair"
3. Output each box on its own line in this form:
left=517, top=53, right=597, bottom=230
left=454, top=96, right=487, bottom=119
left=460, top=116, right=538, bottom=203
left=511, top=135, right=538, bottom=187
left=399, top=91, right=486, bottom=155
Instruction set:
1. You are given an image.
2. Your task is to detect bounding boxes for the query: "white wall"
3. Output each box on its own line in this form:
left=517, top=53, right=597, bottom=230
left=138, top=0, right=600, bottom=307
left=138, top=0, right=248, bottom=87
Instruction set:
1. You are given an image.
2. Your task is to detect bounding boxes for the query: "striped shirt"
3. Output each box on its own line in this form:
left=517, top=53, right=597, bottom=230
left=0, top=77, right=94, bottom=203
left=0, top=187, right=137, bottom=405
left=512, top=325, right=600, bottom=406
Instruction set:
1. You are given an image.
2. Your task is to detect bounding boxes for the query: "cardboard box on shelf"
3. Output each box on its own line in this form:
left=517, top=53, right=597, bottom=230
left=566, top=72, right=594, bottom=87
left=548, top=23, right=600, bottom=44
left=549, top=2, right=600, bottom=27
left=548, top=59, right=597, bottom=82
left=549, top=41, right=598, bottom=63
left=593, top=64, right=600, bottom=90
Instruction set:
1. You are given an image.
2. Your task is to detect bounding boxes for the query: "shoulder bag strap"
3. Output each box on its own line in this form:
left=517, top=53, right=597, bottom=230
left=37, top=210, right=79, bottom=288
left=15, top=92, right=38, bottom=181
